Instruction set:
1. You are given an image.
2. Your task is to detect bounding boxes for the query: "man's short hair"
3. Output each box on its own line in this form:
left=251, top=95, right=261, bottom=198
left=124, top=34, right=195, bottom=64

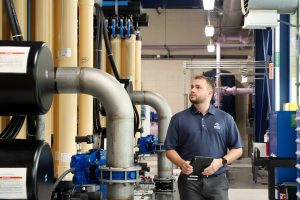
left=194, top=75, right=215, bottom=94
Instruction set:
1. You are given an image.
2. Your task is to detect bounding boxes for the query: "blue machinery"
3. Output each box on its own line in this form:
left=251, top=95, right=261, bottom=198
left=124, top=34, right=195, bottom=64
left=253, top=111, right=297, bottom=200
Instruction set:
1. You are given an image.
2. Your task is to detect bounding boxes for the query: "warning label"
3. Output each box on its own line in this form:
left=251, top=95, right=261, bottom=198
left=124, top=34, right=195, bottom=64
left=0, top=168, right=27, bottom=199
left=0, top=46, right=30, bottom=73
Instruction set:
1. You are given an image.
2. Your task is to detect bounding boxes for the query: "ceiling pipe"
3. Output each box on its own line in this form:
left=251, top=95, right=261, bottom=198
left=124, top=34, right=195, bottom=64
left=220, top=86, right=254, bottom=96
left=221, top=0, right=244, bottom=33
left=55, top=67, right=136, bottom=200
left=142, top=44, right=253, bottom=51
left=216, top=34, right=250, bottom=44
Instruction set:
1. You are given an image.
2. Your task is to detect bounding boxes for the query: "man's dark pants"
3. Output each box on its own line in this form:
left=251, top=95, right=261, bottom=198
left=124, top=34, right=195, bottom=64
left=178, top=173, right=229, bottom=200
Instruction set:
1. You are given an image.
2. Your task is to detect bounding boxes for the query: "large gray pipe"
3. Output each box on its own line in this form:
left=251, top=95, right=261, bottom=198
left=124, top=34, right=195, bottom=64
left=55, top=67, right=134, bottom=200
left=129, top=91, right=174, bottom=200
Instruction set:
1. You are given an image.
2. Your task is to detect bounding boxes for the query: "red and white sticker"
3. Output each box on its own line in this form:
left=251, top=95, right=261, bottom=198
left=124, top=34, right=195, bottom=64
left=269, top=63, right=274, bottom=79
left=0, top=46, right=30, bottom=73
left=0, top=168, right=27, bottom=199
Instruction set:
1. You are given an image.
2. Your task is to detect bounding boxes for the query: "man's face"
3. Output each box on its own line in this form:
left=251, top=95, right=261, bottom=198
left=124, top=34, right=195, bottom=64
left=189, top=78, right=212, bottom=104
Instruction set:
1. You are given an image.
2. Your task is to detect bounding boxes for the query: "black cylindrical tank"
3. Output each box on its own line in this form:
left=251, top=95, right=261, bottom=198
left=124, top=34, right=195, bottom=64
left=0, top=40, right=54, bottom=115
left=0, top=139, right=54, bottom=200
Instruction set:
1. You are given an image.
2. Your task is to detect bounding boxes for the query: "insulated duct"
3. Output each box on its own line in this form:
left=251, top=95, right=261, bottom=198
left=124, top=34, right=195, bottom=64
left=55, top=67, right=135, bottom=200
left=241, top=0, right=298, bottom=15
left=241, top=0, right=298, bottom=29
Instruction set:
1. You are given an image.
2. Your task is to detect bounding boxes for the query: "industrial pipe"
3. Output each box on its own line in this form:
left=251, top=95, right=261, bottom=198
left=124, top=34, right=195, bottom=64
left=220, top=86, right=254, bottom=96
left=78, top=0, right=94, bottom=152
left=55, top=67, right=135, bottom=200
left=129, top=91, right=174, bottom=200
left=35, top=0, right=54, bottom=144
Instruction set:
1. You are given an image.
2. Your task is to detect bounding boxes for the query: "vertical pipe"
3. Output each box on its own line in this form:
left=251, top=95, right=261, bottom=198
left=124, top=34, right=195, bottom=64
left=14, top=0, right=27, bottom=40
left=279, top=15, right=290, bottom=108
left=101, top=39, right=107, bottom=71
left=290, top=13, right=297, bottom=102
left=134, top=35, right=142, bottom=145
left=52, top=0, right=61, bottom=177
left=107, top=35, right=122, bottom=75
left=124, top=36, right=136, bottom=89
left=55, top=67, right=135, bottom=200
left=78, top=0, right=93, bottom=152
left=13, top=0, right=27, bottom=139
left=215, top=43, right=221, bottom=108
left=135, top=35, right=142, bottom=91
left=2, top=0, right=10, bottom=40
left=35, top=0, right=54, bottom=144
left=53, top=0, right=78, bottom=180
left=0, top=0, right=2, bottom=39
left=129, top=91, right=174, bottom=200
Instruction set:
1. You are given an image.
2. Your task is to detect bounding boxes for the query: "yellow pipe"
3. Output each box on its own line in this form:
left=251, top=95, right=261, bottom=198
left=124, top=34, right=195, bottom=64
left=53, top=0, right=78, bottom=180
left=101, top=39, right=107, bottom=71
left=78, top=0, right=93, bottom=152
left=135, top=38, right=142, bottom=91
left=12, top=0, right=27, bottom=139
left=124, top=36, right=136, bottom=89
left=35, top=0, right=54, bottom=145
left=0, top=0, right=2, bottom=39
left=106, top=35, right=121, bottom=75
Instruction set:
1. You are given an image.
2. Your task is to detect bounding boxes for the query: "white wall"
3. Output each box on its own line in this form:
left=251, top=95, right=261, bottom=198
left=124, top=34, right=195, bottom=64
left=141, top=59, right=186, bottom=114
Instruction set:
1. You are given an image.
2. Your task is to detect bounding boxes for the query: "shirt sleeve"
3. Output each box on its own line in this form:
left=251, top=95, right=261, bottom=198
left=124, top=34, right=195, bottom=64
left=227, top=115, right=244, bottom=149
left=164, top=115, right=179, bottom=150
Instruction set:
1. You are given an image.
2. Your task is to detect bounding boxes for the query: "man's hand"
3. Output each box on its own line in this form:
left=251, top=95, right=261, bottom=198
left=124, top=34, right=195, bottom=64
left=180, top=161, right=193, bottom=175
left=202, top=158, right=223, bottom=177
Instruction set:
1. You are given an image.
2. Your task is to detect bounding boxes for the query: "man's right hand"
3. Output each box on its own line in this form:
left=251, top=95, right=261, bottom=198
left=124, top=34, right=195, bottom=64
left=180, top=161, right=193, bottom=175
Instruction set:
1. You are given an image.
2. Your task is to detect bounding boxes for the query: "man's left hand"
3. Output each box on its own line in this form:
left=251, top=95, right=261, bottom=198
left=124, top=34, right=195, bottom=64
left=201, top=158, right=223, bottom=177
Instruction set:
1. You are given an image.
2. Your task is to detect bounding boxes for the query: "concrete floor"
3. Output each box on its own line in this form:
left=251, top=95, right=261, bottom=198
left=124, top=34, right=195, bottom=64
left=136, top=156, right=268, bottom=200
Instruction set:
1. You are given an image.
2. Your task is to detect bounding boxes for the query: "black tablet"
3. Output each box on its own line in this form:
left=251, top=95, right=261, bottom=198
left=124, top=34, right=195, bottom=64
left=187, top=156, right=213, bottom=180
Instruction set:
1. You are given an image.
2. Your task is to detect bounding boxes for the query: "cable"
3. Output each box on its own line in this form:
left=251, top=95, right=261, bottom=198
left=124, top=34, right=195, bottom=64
left=95, top=4, right=121, bottom=81
left=4, top=0, right=23, bottom=40
left=1, top=0, right=26, bottom=139
left=52, top=168, right=75, bottom=192
left=95, top=5, right=103, bottom=69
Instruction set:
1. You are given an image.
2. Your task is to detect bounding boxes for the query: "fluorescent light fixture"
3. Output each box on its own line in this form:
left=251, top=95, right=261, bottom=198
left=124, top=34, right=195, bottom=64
left=203, top=0, right=215, bottom=10
left=205, top=25, right=214, bottom=37
left=207, top=43, right=215, bottom=52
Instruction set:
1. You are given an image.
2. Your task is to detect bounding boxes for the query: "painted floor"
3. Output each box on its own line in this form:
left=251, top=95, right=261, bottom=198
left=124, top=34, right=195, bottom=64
left=136, top=156, right=270, bottom=200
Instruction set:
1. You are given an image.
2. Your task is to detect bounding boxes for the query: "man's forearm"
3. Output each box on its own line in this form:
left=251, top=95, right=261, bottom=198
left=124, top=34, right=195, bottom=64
left=223, top=148, right=243, bottom=164
left=165, top=149, right=186, bottom=167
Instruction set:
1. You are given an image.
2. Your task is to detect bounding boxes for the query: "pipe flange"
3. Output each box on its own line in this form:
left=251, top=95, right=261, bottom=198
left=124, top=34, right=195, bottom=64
left=99, top=165, right=141, bottom=183
left=153, top=176, right=176, bottom=193
left=154, top=143, right=165, bottom=152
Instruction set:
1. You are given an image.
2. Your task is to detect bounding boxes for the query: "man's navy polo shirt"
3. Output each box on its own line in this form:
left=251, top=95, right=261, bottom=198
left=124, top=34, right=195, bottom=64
left=164, top=105, right=243, bottom=174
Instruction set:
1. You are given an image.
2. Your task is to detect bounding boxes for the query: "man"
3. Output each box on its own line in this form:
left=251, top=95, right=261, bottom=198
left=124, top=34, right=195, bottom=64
left=164, top=75, right=243, bottom=200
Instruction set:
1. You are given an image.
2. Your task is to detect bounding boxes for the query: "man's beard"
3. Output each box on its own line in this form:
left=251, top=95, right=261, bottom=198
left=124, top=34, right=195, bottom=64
left=189, top=95, right=205, bottom=104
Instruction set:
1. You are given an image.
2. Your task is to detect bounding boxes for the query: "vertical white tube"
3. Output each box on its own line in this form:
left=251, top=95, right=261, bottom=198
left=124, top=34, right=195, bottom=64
left=35, top=0, right=54, bottom=145
left=53, top=0, right=78, bottom=180
left=78, top=0, right=94, bottom=152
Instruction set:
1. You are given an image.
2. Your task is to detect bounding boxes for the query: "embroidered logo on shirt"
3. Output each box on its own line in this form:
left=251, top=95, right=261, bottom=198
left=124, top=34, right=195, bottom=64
left=214, top=122, right=221, bottom=130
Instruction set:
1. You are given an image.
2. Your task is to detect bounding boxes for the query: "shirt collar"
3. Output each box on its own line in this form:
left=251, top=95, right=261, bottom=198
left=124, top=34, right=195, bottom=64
left=189, top=104, right=216, bottom=115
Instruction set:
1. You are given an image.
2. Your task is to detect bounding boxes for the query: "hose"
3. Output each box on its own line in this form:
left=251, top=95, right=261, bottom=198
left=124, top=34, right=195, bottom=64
left=94, top=4, right=141, bottom=136
left=52, top=168, right=75, bottom=192
left=4, top=0, right=23, bottom=41
left=1, top=0, right=25, bottom=139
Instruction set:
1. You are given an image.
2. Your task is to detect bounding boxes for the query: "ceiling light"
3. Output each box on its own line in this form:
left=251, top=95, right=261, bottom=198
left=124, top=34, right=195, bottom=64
left=203, top=0, right=215, bottom=10
left=205, top=25, right=214, bottom=37
left=207, top=43, right=215, bottom=52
